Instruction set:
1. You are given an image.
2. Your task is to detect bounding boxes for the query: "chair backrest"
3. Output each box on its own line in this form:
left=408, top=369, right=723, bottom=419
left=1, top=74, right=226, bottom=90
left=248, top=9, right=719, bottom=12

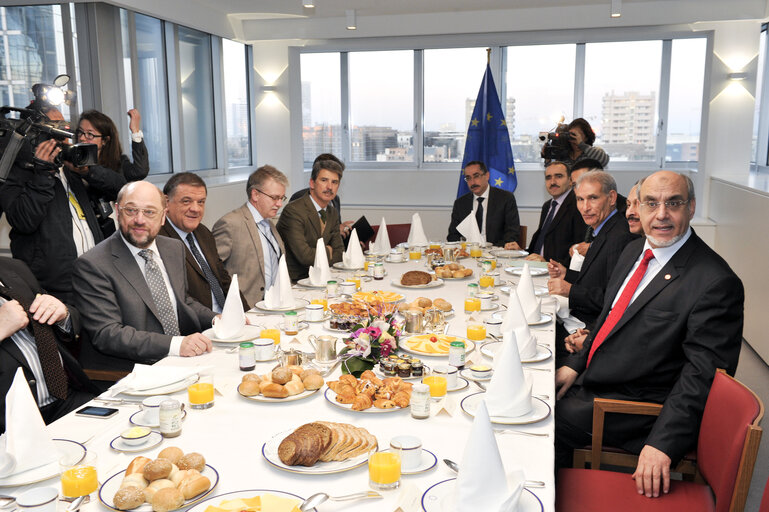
left=697, top=370, right=764, bottom=512
left=370, top=223, right=412, bottom=247
left=519, top=225, right=528, bottom=248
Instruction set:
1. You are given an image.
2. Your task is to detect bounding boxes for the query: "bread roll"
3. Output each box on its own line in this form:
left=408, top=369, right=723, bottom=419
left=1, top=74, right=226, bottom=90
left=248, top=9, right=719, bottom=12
left=113, top=487, right=145, bottom=510
left=287, top=365, right=304, bottom=375
left=261, top=382, right=289, bottom=398
left=142, top=479, right=174, bottom=502
left=302, top=374, right=324, bottom=390
left=239, top=380, right=261, bottom=396
left=119, top=473, right=148, bottom=490
left=177, top=474, right=211, bottom=500
left=151, top=487, right=184, bottom=512
left=242, top=373, right=260, bottom=382
left=452, top=270, right=465, bottom=278
left=142, top=459, right=172, bottom=481
left=284, top=379, right=304, bottom=396
left=177, top=452, right=206, bottom=472
left=433, top=298, right=452, bottom=312
left=271, top=367, right=293, bottom=385
left=462, top=268, right=473, bottom=277
left=157, top=447, right=184, bottom=465
left=415, top=297, right=432, bottom=308
left=300, top=368, right=320, bottom=380
left=126, top=456, right=151, bottom=476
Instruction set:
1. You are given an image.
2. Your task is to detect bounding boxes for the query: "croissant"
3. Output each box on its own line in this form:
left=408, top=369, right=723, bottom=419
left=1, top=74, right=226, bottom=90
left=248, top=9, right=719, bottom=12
left=373, top=399, right=396, bottom=409
left=392, top=391, right=410, bottom=408
left=359, top=371, right=383, bottom=387
left=374, top=387, right=393, bottom=400
left=351, top=394, right=373, bottom=411
left=326, top=380, right=343, bottom=393
left=356, top=379, right=376, bottom=397
left=382, top=377, right=403, bottom=389
left=335, top=386, right=356, bottom=404
left=339, top=374, right=358, bottom=387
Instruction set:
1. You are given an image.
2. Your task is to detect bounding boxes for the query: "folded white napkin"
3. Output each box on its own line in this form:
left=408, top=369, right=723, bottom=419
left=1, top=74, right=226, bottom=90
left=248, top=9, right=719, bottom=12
left=456, top=212, right=485, bottom=244
left=212, top=273, right=245, bottom=339
left=110, top=364, right=201, bottom=395
left=407, top=213, right=428, bottom=246
left=485, top=333, right=533, bottom=418
left=342, top=229, right=365, bottom=268
left=516, top=263, right=541, bottom=324
left=2, top=368, right=59, bottom=475
left=455, top=400, right=524, bottom=511
left=371, top=218, right=391, bottom=255
left=265, top=254, right=296, bottom=309
left=500, top=292, right=538, bottom=360
left=554, top=295, right=587, bottom=334
left=308, top=238, right=332, bottom=286
left=569, top=249, right=585, bottom=272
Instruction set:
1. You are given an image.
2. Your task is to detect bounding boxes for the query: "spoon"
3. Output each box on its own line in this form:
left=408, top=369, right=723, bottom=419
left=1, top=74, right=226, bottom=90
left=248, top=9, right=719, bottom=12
left=442, top=459, right=545, bottom=488
left=299, top=491, right=382, bottom=511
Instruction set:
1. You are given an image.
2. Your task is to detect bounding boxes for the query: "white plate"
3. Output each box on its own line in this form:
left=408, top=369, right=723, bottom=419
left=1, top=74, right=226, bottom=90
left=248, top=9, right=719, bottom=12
left=390, top=278, right=444, bottom=289
left=447, top=376, right=470, bottom=392
left=422, top=478, right=543, bottom=512
left=377, top=448, right=437, bottom=475
left=505, top=266, right=549, bottom=277
left=203, top=325, right=262, bottom=344
left=186, top=490, right=316, bottom=512
left=324, top=387, right=408, bottom=414
left=129, top=409, right=188, bottom=428
left=439, top=273, right=474, bottom=281
left=0, top=439, right=84, bottom=487
left=262, top=428, right=372, bottom=474
left=99, top=464, right=219, bottom=512
left=238, top=384, right=320, bottom=403
left=398, top=336, right=475, bottom=358
left=254, top=298, right=311, bottom=312
left=109, top=431, right=163, bottom=453
left=480, top=302, right=499, bottom=312
left=459, top=368, right=493, bottom=382
left=499, top=285, right=549, bottom=297
left=491, top=311, right=552, bottom=326
left=461, top=392, right=551, bottom=425
left=489, top=249, right=529, bottom=259
left=332, top=262, right=364, bottom=271
left=385, top=256, right=408, bottom=264
left=297, top=278, right=327, bottom=288
left=480, top=342, right=553, bottom=364
left=122, top=374, right=199, bottom=397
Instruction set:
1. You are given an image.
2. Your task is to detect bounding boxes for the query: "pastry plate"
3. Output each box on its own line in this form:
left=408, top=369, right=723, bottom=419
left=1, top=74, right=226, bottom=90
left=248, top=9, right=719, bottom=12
left=0, top=439, right=84, bottom=487
left=390, top=279, right=444, bottom=289
left=480, top=342, right=553, bottom=364
left=438, top=273, right=475, bottom=281
left=422, top=478, right=543, bottom=512
left=491, top=311, right=552, bottom=326
left=254, top=298, right=311, bottom=312
left=505, top=266, right=549, bottom=277
left=238, top=384, right=320, bottom=403
left=399, top=335, right=475, bottom=357
left=352, top=291, right=404, bottom=303
left=324, top=388, right=408, bottom=414
left=296, top=278, right=327, bottom=289
left=262, top=428, right=372, bottom=474
left=185, top=490, right=317, bottom=512
left=459, top=368, right=493, bottom=382
left=489, top=249, right=529, bottom=259
left=99, top=464, right=219, bottom=512
left=203, top=325, right=262, bottom=344
left=499, top=285, right=549, bottom=297
left=109, top=431, right=163, bottom=453
left=377, top=448, right=437, bottom=475
left=460, top=392, right=551, bottom=425
left=129, top=409, right=188, bottom=428
left=122, top=374, right=199, bottom=397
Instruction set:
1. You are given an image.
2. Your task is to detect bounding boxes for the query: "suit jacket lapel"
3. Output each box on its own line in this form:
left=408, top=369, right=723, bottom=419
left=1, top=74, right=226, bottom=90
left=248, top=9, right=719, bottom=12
left=240, top=205, right=267, bottom=282
left=110, top=233, right=163, bottom=321
left=302, top=194, right=323, bottom=239
left=546, top=190, right=574, bottom=235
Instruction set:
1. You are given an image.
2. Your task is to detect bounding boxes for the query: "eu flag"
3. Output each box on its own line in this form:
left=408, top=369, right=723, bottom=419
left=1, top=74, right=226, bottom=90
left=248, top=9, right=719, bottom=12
left=457, top=63, right=516, bottom=197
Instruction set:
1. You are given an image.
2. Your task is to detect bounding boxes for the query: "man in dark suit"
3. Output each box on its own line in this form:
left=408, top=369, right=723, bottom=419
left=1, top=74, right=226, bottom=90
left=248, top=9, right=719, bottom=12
left=0, top=257, right=96, bottom=433
left=509, top=161, right=586, bottom=265
left=447, top=161, right=520, bottom=247
left=73, top=181, right=216, bottom=373
left=159, top=172, right=247, bottom=313
left=277, top=159, right=344, bottom=281
left=554, top=171, right=744, bottom=499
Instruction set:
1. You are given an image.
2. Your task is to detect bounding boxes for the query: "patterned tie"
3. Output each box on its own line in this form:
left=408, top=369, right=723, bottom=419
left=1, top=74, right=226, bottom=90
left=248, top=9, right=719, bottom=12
left=586, top=249, right=655, bottom=366
left=530, top=199, right=558, bottom=255
left=186, top=233, right=226, bottom=310
left=257, top=220, right=280, bottom=289
left=475, top=197, right=484, bottom=231
left=319, top=208, right=327, bottom=224
left=584, top=226, right=595, bottom=243
left=138, top=249, right=180, bottom=336
left=0, top=285, right=68, bottom=399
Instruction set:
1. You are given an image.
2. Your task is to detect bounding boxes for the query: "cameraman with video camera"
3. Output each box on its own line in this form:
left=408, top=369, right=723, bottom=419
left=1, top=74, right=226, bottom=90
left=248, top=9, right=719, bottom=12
left=541, top=118, right=609, bottom=170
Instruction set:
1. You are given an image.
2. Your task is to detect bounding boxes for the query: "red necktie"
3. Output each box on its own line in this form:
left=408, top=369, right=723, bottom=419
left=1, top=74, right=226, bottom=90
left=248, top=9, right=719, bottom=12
left=586, top=249, right=655, bottom=367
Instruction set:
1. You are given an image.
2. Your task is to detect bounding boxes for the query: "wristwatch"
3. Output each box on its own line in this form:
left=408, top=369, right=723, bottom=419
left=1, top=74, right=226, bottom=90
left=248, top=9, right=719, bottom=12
left=131, top=130, right=144, bottom=143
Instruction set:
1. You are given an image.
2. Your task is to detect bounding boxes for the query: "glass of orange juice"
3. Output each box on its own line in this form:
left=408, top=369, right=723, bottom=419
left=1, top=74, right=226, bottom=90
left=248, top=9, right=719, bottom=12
left=479, top=275, right=495, bottom=290
left=409, top=247, right=422, bottom=260
left=423, top=375, right=448, bottom=399
left=469, top=243, right=482, bottom=258
left=467, top=323, right=487, bottom=341
left=369, top=449, right=401, bottom=490
left=350, top=276, right=362, bottom=291
left=60, top=451, right=98, bottom=499
left=463, top=297, right=481, bottom=313
left=188, top=372, right=215, bottom=409
left=260, top=328, right=281, bottom=344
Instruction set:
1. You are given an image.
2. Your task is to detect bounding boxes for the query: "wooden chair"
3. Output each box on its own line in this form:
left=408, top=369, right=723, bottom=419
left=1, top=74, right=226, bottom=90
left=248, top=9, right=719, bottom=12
left=369, top=223, right=412, bottom=248
left=557, top=369, right=764, bottom=512
left=518, top=225, right=527, bottom=249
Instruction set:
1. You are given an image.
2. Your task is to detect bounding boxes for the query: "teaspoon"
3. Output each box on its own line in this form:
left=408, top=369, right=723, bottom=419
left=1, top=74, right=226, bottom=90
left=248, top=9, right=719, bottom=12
left=300, top=491, right=382, bottom=511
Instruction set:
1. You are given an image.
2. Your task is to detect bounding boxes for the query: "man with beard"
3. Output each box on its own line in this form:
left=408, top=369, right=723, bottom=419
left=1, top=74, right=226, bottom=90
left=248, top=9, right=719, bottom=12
left=277, top=159, right=344, bottom=281
left=73, top=181, right=216, bottom=373
left=447, top=161, right=520, bottom=247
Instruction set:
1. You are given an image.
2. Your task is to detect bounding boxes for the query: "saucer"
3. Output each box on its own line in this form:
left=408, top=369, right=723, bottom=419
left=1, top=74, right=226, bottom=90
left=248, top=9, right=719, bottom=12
left=459, top=368, right=493, bottom=382
left=379, top=448, right=437, bottom=475
left=129, top=409, right=187, bottom=428
left=110, top=431, right=163, bottom=453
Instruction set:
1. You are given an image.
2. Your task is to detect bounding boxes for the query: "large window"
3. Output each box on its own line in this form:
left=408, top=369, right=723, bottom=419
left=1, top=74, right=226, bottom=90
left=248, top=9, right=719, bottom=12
left=178, top=26, right=215, bottom=171
left=667, top=38, right=706, bottom=163
left=301, top=52, right=341, bottom=162
left=222, top=39, right=251, bottom=168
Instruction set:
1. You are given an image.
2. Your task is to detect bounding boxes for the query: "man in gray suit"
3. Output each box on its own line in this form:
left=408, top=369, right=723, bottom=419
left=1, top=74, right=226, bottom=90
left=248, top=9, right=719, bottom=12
left=73, top=181, right=216, bottom=373
left=213, top=165, right=288, bottom=307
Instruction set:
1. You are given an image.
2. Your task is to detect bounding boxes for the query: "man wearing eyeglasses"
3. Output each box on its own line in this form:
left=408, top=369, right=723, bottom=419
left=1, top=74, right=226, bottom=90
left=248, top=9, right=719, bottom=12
left=446, top=161, right=520, bottom=247
left=213, top=165, right=288, bottom=307
left=73, top=181, right=216, bottom=375
left=554, top=171, right=743, bottom=499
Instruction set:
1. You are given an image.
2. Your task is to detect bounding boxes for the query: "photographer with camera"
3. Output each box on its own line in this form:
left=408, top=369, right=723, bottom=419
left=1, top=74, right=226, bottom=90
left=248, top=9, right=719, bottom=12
left=541, top=118, right=609, bottom=170
left=68, top=109, right=149, bottom=236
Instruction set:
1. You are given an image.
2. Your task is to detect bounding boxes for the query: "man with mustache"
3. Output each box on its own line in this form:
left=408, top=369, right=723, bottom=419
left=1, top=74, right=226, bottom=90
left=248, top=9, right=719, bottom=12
left=507, top=161, right=586, bottom=265
left=447, top=161, right=520, bottom=247
left=277, top=159, right=344, bottom=281
left=555, top=171, right=743, bottom=499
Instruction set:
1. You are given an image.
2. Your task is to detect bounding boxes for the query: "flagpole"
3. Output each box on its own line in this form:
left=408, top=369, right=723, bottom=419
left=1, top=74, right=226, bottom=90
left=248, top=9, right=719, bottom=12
left=486, top=47, right=491, bottom=64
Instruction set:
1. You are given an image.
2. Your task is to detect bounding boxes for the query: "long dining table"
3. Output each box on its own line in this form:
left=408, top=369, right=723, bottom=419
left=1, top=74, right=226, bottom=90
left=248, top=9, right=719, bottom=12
left=2, top=252, right=557, bottom=512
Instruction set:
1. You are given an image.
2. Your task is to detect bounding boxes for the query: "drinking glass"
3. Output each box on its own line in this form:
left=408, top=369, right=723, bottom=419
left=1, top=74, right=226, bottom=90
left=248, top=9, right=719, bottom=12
left=369, top=448, right=401, bottom=490
left=188, top=372, right=214, bottom=409
left=466, top=323, right=487, bottom=341
left=422, top=375, right=447, bottom=399
left=60, top=451, right=98, bottom=499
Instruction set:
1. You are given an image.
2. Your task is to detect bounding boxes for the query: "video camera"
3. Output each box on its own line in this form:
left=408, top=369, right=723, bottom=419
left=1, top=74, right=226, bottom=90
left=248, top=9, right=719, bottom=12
left=538, top=118, right=572, bottom=162
left=0, top=74, right=98, bottom=183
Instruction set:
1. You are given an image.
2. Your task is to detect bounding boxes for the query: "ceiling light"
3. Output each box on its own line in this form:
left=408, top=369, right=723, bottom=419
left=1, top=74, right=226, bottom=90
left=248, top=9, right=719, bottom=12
left=610, top=0, right=621, bottom=18
left=302, top=0, right=314, bottom=8
left=728, top=72, right=748, bottom=81
left=346, top=9, right=356, bottom=30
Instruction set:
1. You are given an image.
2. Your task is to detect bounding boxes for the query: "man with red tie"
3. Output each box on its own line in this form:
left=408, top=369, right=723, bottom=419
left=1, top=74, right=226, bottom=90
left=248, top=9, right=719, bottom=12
left=554, top=171, right=744, bottom=499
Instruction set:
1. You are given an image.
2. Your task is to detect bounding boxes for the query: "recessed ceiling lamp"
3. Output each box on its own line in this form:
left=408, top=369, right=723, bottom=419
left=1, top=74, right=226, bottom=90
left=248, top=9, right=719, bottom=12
left=611, top=0, right=621, bottom=18
left=346, top=9, right=356, bottom=30
left=302, top=0, right=314, bottom=8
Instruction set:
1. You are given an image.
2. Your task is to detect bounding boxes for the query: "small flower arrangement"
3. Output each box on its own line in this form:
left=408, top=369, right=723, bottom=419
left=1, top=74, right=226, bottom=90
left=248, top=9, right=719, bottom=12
left=340, top=297, right=402, bottom=376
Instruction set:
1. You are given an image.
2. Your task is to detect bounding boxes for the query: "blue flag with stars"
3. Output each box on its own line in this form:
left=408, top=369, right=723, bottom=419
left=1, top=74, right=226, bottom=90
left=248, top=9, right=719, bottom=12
left=457, top=63, right=517, bottom=198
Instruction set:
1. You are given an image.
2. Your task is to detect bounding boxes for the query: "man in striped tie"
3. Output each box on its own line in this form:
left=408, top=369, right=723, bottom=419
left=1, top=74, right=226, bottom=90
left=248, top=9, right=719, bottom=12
left=554, top=171, right=744, bottom=499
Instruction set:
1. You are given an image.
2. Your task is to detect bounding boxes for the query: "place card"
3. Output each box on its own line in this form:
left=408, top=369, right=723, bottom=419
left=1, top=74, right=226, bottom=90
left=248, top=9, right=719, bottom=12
left=431, top=396, right=457, bottom=417
left=394, top=482, right=421, bottom=512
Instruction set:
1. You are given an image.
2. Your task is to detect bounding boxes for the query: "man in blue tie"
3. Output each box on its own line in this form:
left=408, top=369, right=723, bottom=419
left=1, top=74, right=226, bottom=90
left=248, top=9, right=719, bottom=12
left=213, top=165, right=288, bottom=307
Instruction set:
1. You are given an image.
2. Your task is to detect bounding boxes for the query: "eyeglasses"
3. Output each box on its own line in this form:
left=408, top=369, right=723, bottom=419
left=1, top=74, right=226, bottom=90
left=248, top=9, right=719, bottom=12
left=120, top=206, right=160, bottom=219
left=255, top=188, right=287, bottom=203
left=463, top=172, right=486, bottom=182
left=76, top=129, right=103, bottom=140
left=639, top=199, right=690, bottom=211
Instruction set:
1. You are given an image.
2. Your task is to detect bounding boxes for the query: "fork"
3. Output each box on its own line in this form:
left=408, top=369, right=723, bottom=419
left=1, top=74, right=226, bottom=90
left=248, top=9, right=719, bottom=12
left=493, top=429, right=550, bottom=437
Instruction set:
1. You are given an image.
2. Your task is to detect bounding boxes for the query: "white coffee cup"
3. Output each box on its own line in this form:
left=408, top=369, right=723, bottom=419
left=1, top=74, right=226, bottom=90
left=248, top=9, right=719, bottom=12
left=141, top=395, right=166, bottom=425
left=432, top=365, right=458, bottom=388
left=390, top=436, right=422, bottom=470
left=389, top=250, right=403, bottom=262
left=254, top=338, right=275, bottom=360
left=478, top=292, right=494, bottom=310
left=305, top=304, right=324, bottom=322
left=17, top=487, right=58, bottom=512
left=484, top=317, right=503, bottom=338
left=339, top=281, right=357, bottom=295
left=488, top=271, right=501, bottom=285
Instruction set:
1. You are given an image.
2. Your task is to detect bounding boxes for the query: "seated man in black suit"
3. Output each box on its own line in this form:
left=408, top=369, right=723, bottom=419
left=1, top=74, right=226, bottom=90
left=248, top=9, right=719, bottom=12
left=447, top=161, right=520, bottom=246
left=554, top=171, right=744, bottom=498
left=507, top=161, right=586, bottom=265
left=0, top=257, right=97, bottom=433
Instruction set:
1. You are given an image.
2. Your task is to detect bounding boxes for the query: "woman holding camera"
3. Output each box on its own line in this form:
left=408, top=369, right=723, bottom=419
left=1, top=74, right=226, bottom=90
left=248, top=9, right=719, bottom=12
left=563, top=118, right=609, bottom=169
left=67, top=108, right=149, bottom=235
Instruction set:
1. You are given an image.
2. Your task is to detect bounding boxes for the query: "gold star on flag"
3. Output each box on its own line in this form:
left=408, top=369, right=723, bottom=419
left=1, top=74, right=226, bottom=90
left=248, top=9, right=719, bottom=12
left=500, top=119, right=507, bottom=126
left=471, top=118, right=480, bottom=127
left=508, top=166, right=515, bottom=175
left=486, top=112, right=493, bottom=121
left=494, top=177, right=503, bottom=186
